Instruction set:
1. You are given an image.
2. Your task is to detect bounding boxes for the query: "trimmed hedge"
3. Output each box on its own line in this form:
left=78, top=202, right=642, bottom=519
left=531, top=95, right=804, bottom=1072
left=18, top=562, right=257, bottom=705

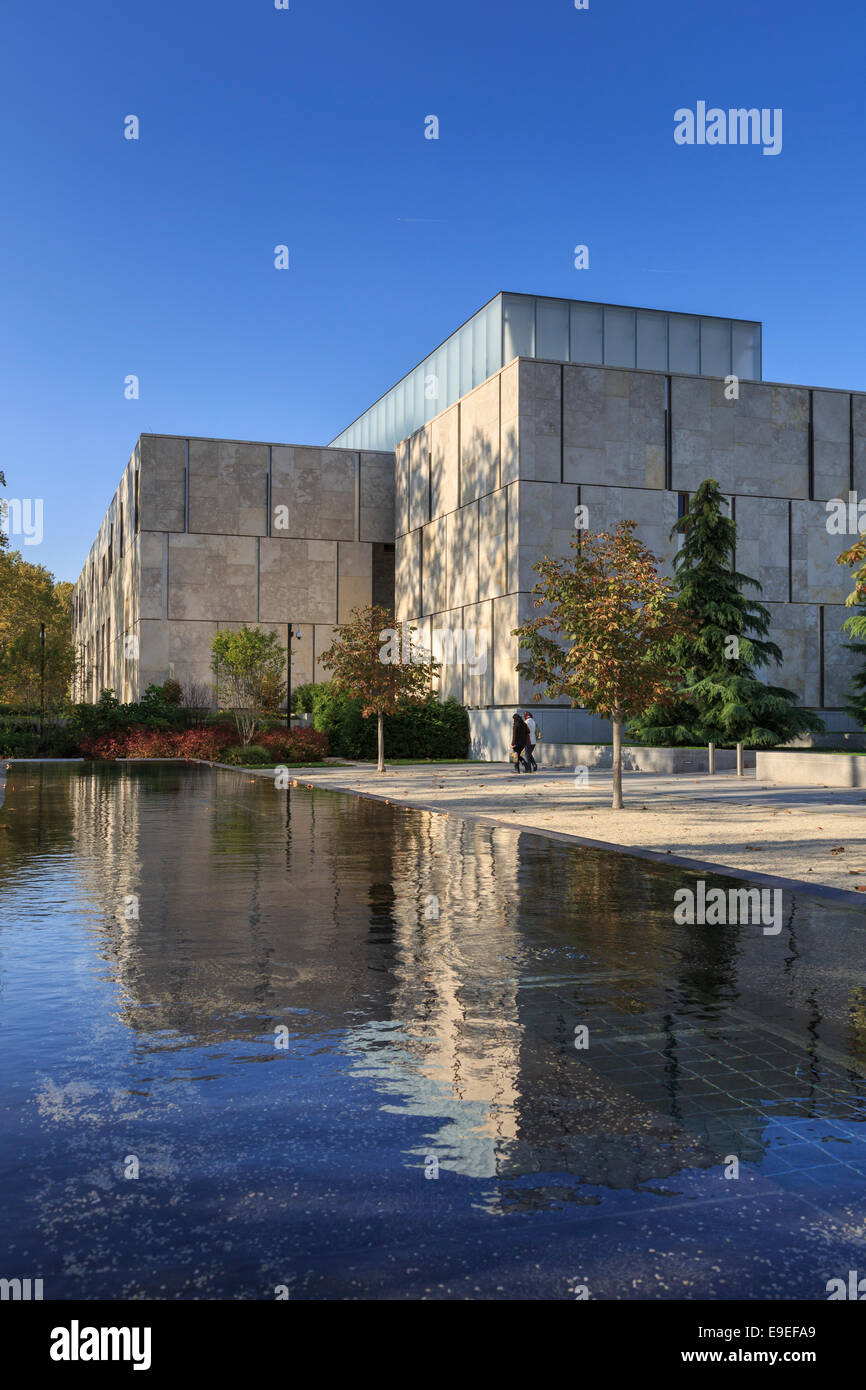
left=308, top=684, right=468, bottom=760
left=80, top=724, right=236, bottom=762
left=77, top=723, right=328, bottom=765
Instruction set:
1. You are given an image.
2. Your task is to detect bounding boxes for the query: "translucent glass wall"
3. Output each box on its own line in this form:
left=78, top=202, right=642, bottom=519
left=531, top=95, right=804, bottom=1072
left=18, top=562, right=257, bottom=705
left=331, top=293, right=762, bottom=452
left=331, top=296, right=503, bottom=452
left=502, top=294, right=761, bottom=381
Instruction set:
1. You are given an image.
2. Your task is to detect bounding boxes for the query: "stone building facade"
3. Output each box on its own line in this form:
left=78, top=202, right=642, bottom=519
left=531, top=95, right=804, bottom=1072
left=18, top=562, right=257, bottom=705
left=73, top=294, right=865, bottom=758
left=72, top=436, right=394, bottom=702
left=394, top=358, right=866, bottom=757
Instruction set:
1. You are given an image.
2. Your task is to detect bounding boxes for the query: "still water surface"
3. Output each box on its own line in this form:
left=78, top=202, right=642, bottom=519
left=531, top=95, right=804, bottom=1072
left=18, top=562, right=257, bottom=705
left=1, top=763, right=865, bottom=1299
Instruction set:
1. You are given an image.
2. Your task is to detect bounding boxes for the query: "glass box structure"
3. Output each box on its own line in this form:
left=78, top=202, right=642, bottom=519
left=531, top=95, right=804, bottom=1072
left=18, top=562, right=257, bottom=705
left=330, top=292, right=763, bottom=453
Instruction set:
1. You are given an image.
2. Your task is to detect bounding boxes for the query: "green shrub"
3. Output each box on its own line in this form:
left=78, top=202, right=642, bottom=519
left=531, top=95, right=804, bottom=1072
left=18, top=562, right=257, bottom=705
left=308, top=683, right=468, bottom=760
left=222, top=743, right=272, bottom=766
left=292, top=683, right=317, bottom=714
left=0, top=718, right=80, bottom=759
left=68, top=687, right=202, bottom=744
left=0, top=726, right=42, bottom=758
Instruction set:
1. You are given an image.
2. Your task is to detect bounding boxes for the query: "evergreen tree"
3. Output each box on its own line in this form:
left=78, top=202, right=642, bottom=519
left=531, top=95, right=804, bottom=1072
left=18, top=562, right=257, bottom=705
left=630, top=478, right=823, bottom=747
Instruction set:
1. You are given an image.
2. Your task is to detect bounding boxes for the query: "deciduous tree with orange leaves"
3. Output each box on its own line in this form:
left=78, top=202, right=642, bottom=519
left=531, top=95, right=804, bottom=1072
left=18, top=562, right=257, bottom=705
left=512, top=520, right=692, bottom=809
left=319, top=605, right=439, bottom=772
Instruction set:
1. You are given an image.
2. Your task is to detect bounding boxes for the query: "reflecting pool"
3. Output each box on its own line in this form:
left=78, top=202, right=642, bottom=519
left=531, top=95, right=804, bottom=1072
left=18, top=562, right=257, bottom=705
left=1, top=763, right=865, bottom=1299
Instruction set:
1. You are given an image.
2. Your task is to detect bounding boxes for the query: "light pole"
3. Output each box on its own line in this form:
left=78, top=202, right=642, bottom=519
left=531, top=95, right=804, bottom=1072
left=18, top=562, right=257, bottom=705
left=287, top=625, right=302, bottom=729
left=39, top=622, right=46, bottom=738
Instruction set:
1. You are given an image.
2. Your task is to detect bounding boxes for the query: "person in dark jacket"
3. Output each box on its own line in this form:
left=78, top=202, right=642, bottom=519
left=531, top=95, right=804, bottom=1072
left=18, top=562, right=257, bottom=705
left=511, top=712, right=531, bottom=773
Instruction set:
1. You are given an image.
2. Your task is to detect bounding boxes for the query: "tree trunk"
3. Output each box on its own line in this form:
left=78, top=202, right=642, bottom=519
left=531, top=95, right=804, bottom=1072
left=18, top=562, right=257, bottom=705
left=736, top=741, right=744, bottom=777
left=708, top=741, right=715, bottom=775
left=611, top=706, right=623, bottom=810
left=377, top=711, right=385, bottom=774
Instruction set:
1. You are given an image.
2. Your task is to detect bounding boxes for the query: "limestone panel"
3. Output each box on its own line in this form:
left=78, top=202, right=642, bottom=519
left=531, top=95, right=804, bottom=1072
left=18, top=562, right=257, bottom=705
left=259, top=538, right=337, bottom=624
left=734, top=496, right=789, bottom=603
left=337, top=542, right=373, bottom=621
left=514, top=589, right=569, bottom=707
left=506, top=483, right=519, bottom=594
left=395, top=529, right=421, bottom=621
left=139, top=436, right=186, bottom=532
left=435, top=606, right=464, bottom=704
left=165, top=619, right=218, bottom=668
left=270, top=446, right=354, bottom=541
left=446, top=503, right=478, bottom=609
left=409, top=426, right=431, bottom=531
left=500, top=360, right=520, bottom=487
left=512, top=481, right=577, bottom=589
left=763, top=602, right=819, bottom=706
left=188, top=440, right=268, bottom=536
left=395, top=440, right=410, bottom=538
left=579, top=485, right=678, bottom=575
left=461, top=599, right=493, bottom=708
left=460, top=375, right=501, bottom=502
left=791, top=500, right=855, bottom=604
left=360, top=452, right=395, bottom=543
left=515, top=360, right=561, bottom=483
left=138, top=619, right=170, bottom=672
left=564, top=366, right=665, bottom=489
left=478, top=489, right=507, bottom=601
left=422, top=515, right=448, bottom=617
left=138, top=618, right=170, bottom=688
left=165, top=620, right=219, bottom=696
left=813, top=391, right=851, bottom=502
left=406, top=613, right=432, bottom=663
left=853, top=396, right=866, bottom=494
left=672, top=379, right=809, bottom=498
left=168, top=534, right=258, bottom=622
left=430, top=406, right=459, bottom=521
left=139, top=531, right=165, bottom=620
left=493, top=593, right=520, bottom=707
left=313, top=624, right=338, bottom=683
left=823, top=605, right=860, bottom=710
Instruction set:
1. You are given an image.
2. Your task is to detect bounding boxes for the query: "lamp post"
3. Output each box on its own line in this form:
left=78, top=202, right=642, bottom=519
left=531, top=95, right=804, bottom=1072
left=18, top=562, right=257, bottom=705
left=287, top=625, right=302, bottom=729
left=39, top=622, right=46, bottom=738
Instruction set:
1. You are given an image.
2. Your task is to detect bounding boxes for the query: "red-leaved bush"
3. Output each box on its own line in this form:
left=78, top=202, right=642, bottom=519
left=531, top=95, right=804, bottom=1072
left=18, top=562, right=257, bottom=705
left=80, top=724, right=236, bottom=762
left=259, top=727, right=328, bottom=762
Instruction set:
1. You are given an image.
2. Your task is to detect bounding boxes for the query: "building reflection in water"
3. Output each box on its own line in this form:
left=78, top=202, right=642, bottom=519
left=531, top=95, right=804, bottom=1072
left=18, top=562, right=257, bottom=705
left=22, top=761, right=866, bottom=1196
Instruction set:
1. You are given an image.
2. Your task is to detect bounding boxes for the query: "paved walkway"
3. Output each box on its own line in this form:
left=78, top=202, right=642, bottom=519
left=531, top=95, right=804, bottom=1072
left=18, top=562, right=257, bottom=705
left=274, top=761, right=866, bottom=899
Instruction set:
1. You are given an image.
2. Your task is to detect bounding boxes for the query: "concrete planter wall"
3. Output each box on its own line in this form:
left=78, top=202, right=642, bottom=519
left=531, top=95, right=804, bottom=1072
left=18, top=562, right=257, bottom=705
left=469, top=726, right=756, bottom=774
left=538, top=743, right=755, bottom=773
left=756, top=750, right=866, bottom=786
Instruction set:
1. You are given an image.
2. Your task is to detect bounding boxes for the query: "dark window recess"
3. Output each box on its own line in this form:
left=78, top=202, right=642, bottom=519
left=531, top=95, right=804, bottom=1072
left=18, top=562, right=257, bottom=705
left=677, top=493, right=690, bottom=518
left=372, top=542, right=396, bottom=612
left=120, top=502, right=124, bottom=557
left=134, top=471, right=140, bottom=532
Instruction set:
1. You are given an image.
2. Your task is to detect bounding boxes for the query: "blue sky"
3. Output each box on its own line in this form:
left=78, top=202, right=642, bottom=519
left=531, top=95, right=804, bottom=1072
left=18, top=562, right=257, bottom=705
left=2, top=0, right=864, bottom=581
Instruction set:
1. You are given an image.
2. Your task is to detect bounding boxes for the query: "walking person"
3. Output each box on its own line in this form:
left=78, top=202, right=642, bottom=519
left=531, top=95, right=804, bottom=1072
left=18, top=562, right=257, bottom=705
left=510, top=712, right=531, bottom=773
left=523, top=710, right=539, bottom=772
